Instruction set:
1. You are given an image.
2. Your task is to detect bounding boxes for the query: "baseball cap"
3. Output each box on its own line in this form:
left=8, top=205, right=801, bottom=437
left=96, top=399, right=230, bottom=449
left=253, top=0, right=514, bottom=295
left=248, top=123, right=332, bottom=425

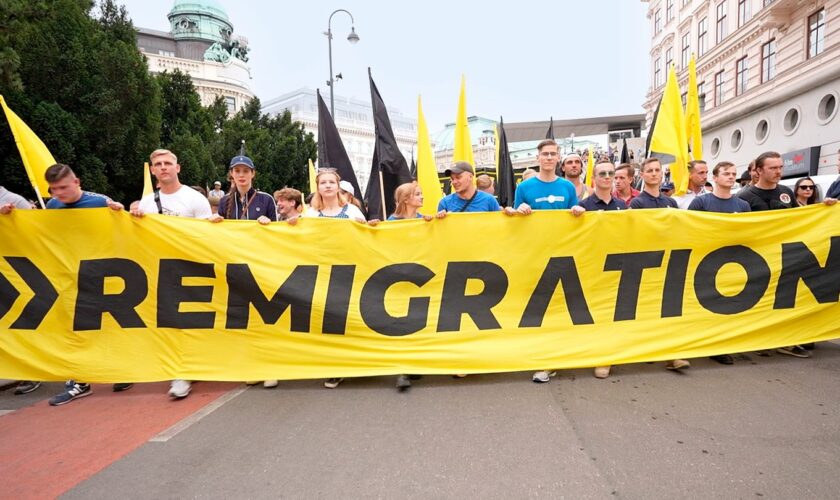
left=229, top=155, right=255, bottom=170
left=339, top=180, right=355, bottom=196
left=661, top=182, right=675, bottom=191
left=213, top=181, right=221, bottom=186
left=444, top=161, right=475, bottom=176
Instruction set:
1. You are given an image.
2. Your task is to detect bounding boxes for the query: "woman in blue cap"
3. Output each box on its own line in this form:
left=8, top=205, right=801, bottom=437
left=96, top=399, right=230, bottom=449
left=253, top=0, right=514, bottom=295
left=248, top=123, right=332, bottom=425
left=211, top=155, right=278, bottom=388
left=210, top=155, right=277, bottom=224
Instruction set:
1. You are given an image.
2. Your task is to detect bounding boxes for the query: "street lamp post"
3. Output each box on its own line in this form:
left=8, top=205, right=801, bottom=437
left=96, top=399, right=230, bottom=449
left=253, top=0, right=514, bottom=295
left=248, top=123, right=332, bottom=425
left=570, top=133, right=575, bottom=154
left=325, top=9, right=360, bottom=118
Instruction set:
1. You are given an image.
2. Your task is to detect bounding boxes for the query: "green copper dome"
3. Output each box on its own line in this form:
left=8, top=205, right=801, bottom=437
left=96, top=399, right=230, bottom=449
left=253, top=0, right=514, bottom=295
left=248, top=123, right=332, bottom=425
left=168, top=0, right=233, bottom=44
left=169, top=0, right=230, bottom=21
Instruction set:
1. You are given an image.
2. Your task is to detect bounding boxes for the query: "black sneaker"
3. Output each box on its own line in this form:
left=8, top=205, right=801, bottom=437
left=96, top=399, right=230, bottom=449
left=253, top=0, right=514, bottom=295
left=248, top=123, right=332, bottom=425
left=801, top=343, right=816, bottom=350
left=112, top=383, right=133, bottom=392
left=49, top=382, right=92, bottom=406
left=14, top=381, right=41, bottom=395
left=777, top=346, right=811, bottom=358
left=709, top=354, right=734, bottom=365
left=396, top=375, right=411, bottom=391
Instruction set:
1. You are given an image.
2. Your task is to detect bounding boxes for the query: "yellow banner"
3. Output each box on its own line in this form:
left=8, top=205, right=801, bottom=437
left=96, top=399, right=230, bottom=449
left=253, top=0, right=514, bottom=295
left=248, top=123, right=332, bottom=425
left=1, top=207, right=838, bottom=382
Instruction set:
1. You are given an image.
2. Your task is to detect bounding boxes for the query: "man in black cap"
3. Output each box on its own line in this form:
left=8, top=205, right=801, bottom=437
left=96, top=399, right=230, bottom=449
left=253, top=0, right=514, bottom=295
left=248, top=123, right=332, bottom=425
left=436, top=161, right=500, bottom=216
left=210, top=155, right=276, bottom=223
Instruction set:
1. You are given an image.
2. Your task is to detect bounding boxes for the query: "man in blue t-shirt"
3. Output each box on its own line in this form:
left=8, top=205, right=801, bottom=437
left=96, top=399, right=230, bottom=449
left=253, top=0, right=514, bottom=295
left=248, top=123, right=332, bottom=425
left=505, top=139, right=583, bottom=217
left=436, top=161, right=501, bottom=216
left=504, top=140, right=584, bottom=385
left=41, top=164, right=126, bottom=405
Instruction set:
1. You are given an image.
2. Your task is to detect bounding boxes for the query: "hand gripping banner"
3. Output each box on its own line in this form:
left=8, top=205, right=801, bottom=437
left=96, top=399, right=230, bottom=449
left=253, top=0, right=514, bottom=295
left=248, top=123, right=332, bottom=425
left=0, top=207, right=838, bottom=382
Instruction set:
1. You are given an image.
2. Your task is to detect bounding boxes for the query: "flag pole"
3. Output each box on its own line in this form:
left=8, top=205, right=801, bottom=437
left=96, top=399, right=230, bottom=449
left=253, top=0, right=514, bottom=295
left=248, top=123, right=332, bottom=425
left=378, top=170, right=387, bottom=220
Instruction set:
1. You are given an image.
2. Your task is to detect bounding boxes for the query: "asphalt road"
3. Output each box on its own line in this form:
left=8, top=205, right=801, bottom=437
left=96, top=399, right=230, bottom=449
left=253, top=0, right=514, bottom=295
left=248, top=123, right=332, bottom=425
left=3, top=342, right=840, bottom=499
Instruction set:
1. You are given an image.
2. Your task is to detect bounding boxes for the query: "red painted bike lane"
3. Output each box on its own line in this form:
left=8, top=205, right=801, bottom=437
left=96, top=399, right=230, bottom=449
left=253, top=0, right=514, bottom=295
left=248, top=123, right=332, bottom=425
left=0, top=382, right=238, bottom=499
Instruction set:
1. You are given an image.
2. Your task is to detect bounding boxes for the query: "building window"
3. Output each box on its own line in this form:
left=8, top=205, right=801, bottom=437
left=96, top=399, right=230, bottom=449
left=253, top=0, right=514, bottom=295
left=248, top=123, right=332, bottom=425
left=738, top=0, right=750, bottom=27
left=682, top=92, right=688, bottom=107
left=698, top=81, right=706, bottom=111
left=665, top=48, right=673, bottom=70
left=808, top=9, right=826, bottom=58
left=714, top=71, right=725, bottom=106
left=158, top=50, right=175, bottom=57
left=736, top=57, right=748, bottom=96
left=654, top=57, right=662, bottom=87
left=698, top=17, right=708, bottom=56
left=655, top=9, right=663, bottom=34
left=681, top=32, right=691, bottom=68
left=225, top=96, right=236, bottom=113
left=667, top=0, right=675, bottom=22
left=716, top=1, right=728, bottom=43
left=761, top=39, right=776, bottom=82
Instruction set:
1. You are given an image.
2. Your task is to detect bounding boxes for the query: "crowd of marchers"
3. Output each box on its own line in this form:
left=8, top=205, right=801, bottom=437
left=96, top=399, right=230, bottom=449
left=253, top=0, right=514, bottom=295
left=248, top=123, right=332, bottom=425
left=1, top=142, right=839, bottom=401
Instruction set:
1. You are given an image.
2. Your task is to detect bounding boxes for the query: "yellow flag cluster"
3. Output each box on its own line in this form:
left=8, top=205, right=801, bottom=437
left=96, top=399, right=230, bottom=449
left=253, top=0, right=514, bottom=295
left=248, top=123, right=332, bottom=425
left=647, top=57, right=704, bottom=196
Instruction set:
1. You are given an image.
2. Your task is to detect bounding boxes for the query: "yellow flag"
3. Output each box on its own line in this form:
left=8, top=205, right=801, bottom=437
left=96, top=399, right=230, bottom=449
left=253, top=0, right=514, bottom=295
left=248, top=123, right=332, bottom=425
left=417, top=96, right=443, bottom=215
left=648, top=65, right=690, bottom=196
left=585, top=143, right=595, bottom=187
left=0, top=95, right=55, bottom=200
left=685, top=55, right=703, bottom=161
left=308, top=159, right=317, bottom=195
left=143, top=162, right=153, bottom=198
left=453, top=75, right=475, bottom=168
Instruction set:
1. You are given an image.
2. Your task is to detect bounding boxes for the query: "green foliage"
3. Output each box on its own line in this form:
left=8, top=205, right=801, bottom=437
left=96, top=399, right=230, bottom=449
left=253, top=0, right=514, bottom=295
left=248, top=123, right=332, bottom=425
left=0, top=0, right=160, bottom=202
left=214, top=98, right=316, bottom=195
left=0, top=0, right=314, bottom=203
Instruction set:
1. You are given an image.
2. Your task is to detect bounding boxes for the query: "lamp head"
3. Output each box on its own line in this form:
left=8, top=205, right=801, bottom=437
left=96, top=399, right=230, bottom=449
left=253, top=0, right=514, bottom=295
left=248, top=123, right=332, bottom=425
left=347, top=27, right=360, bottom=44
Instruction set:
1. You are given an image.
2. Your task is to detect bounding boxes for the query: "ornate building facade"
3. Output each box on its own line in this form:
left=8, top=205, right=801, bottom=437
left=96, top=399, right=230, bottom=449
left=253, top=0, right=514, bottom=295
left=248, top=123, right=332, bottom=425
left=262, top=88, right=417, bottom=194
left=643, top=0, right=840, bottom=175
left=135, top=0, right=254, bottom=114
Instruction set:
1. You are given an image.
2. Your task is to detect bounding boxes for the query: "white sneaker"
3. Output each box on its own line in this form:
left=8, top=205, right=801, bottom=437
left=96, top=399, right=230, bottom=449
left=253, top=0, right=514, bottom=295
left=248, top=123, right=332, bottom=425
left=324, top=378, right=344, bottom=389
left=168, top=379, right=191, bottom=398
left=263, top=380, right=278, bottom=388
left=532, top=370, right=557, bottom=383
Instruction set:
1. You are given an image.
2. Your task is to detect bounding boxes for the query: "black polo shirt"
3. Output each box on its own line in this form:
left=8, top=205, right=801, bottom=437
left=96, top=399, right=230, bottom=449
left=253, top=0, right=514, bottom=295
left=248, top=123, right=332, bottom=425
left=629, top=190, right=678, bottom=209
left=579, top=194, right=626, bottom=211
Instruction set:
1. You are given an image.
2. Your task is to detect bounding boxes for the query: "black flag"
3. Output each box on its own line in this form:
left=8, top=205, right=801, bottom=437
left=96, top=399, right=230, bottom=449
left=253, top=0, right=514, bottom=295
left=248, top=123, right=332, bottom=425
left=620, top=138, right=630, bottom=164
left=497, top=117, right=516, bottom=208
left=410, top=150, right=417, bottom=177
left=545, top=116, right=555, bottom=140
left=317, top=89, right=365, bottom=212
left=365, top=69, right=413, bottom=220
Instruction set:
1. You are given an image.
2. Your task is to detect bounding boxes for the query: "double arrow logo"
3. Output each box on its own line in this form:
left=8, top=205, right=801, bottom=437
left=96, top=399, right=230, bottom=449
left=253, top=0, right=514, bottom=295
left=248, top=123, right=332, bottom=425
left=0, top=257, right=58, bottom=329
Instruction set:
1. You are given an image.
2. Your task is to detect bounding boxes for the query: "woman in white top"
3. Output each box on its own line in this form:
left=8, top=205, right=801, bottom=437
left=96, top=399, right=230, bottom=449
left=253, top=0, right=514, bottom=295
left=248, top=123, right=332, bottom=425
left=304, top=169, right=366, bottom=222
left=303, top=169, right=365, bottom=389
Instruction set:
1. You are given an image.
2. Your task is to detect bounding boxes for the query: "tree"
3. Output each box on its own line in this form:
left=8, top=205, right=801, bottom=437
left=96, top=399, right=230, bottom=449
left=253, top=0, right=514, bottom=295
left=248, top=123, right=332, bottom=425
left=0, top=0, right=160, bottom=202
left=156, top=70, right=215, bottom=188
left=214, top=98, right=316, bottom=194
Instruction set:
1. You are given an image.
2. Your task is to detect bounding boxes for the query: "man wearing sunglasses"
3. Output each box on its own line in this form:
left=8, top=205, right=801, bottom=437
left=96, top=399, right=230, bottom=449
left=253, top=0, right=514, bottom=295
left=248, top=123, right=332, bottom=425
left=578, top=161, right=626, bottom=212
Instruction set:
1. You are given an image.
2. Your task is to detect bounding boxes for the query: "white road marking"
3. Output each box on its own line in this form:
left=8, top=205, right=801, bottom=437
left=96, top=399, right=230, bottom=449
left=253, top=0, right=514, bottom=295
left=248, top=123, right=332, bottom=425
left=149, top=386, right=247, bottom=443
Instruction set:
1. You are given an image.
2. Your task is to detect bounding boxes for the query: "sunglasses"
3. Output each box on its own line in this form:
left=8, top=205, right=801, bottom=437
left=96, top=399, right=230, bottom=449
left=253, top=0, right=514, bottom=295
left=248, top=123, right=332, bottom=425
left=317, top=167, right=337, bottom=173
left=596, top=170, right=616, bottom=178
left=799, top=185, right=815, bottom=190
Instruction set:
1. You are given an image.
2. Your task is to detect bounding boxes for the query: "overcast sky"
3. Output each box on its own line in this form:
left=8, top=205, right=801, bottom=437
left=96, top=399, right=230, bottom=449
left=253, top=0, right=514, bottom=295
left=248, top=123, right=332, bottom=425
left=117, top=0, right=651, bottom=132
